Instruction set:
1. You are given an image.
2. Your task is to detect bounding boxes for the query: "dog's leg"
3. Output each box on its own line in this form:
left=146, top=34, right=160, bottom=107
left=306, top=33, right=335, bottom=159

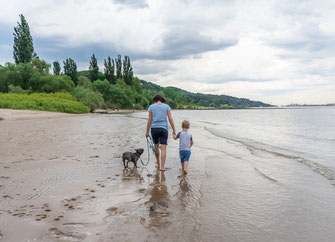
left=123, top=157, right=126, bottom=168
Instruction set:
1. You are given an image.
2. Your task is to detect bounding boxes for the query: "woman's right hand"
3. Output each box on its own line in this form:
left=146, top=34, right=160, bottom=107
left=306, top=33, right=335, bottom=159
left=145, top=132, right=149, bottom=137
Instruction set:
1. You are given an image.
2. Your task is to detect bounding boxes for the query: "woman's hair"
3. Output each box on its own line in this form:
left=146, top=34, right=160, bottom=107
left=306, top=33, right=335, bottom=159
left=182, top=120, right=190, bottom=129
left=152, top=93, right=167, bottom=103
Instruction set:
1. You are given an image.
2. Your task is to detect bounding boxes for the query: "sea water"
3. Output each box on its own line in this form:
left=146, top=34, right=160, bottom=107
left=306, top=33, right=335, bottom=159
left=133, top=107, right=335, bottom=241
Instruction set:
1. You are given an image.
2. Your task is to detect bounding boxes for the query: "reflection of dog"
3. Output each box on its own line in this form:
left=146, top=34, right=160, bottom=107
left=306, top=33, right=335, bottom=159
left=122, top=149, right=144, bottom=168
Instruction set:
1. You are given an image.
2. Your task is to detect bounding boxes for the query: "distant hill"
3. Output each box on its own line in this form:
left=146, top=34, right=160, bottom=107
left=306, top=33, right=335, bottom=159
left=77, top=70, right=272, bottom=108
left=140, top=80, right=272, bottom=108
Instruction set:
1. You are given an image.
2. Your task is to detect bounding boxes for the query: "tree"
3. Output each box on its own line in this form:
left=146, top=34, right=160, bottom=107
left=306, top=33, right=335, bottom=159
left=32, top=58, right=50, bottom=74
left=53, top=61, right=61, bottom=75
left=104, top=56, right=115, bottom=84
left=13, top=14, right=35, bottom=64
left=123, top=55, right=133, bottom=86
left=63, top=58, right=78, bottom=85
left=89, top=54, right=99, bottom=82
left=115, top=54, right=122, bottom=79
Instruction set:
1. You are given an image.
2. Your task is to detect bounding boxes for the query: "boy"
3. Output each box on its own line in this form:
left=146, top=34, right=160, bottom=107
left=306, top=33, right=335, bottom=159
left=173, top=120, right=193, bottom=174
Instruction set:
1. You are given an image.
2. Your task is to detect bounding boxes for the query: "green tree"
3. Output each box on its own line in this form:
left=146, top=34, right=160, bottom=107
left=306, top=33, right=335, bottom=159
left=72, top=86, right=104, bottom=111
left=132, top=77, right=142, bottom=93
left=53, top=61, right=61, bottom=75
left=104, top=56, right=115, bottom=84
left=0, top=66, right=9, bottom=93
left=123, top=55, right=133, bottom=86
left=63, top=58, right=78, bottom=85
left=13, top=14, right=35, bottom=64
left=32, top=58, right=50, bottom=74
left=77, top=76, right=91, bottom=88
left=115, top=54, right=122, bottom=79
left=89, top=54, right=99, bottom=82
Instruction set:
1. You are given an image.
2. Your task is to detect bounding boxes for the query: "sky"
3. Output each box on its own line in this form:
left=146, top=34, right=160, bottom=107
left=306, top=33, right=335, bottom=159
left=1, top=0, right=335, bottom=105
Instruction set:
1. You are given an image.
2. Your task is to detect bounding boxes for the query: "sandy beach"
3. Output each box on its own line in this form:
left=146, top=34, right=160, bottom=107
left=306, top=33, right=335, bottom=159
left=0, top=109, right=212, bottom=242
left=0, top=109, right=186, bottom=241
left=1, top=108, right=335, bottom=242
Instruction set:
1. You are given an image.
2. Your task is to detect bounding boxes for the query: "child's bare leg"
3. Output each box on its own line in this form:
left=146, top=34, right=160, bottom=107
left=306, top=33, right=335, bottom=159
left=183, top=162, right=189, bottom=174
left=181, top=162, right=184, bottom=170
left=160, top=144, right=167, bottom=171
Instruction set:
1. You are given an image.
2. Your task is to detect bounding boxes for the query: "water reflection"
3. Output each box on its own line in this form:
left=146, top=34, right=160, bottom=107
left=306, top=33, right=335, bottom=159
left=146, top=170, right=171, bottom=228
left=177, top=175, right=192, bottom=210
left=122, top=168, right=143, bottom=183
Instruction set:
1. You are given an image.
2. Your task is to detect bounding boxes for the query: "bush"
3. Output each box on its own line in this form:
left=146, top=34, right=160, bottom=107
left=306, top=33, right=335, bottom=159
left=8, top=85, right=26, bottom=94
left=29, top=73, right=75, bottom=93
left=0, top=93, right=90, bottom=113
left=72, top=86, right=104, bottom=111
left=78, top=76, right=91, bottom=88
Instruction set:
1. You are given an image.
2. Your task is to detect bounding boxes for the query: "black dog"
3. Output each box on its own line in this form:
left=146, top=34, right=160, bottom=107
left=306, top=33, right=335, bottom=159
left=122, top=148, right=144, bottom=168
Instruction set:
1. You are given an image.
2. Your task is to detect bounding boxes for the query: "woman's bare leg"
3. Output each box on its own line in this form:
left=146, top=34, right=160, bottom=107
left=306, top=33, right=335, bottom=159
left=160, top=144, right=167, bottom=171
left=154, top=144, right=160, bottom=166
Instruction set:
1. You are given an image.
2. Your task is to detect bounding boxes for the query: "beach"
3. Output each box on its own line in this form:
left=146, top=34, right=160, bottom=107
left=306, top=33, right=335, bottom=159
left=0, top=109, right=207, bottom=241
left=1, top=108, right=335, bottom=241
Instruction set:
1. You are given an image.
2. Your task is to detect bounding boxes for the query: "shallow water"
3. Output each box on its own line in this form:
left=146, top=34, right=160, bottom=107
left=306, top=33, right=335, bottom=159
left=134, top=107, right=335, bottom=241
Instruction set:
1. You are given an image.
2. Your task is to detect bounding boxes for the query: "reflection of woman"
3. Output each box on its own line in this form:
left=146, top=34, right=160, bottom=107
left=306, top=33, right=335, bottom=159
left=146, top=94, right=176, bottom=171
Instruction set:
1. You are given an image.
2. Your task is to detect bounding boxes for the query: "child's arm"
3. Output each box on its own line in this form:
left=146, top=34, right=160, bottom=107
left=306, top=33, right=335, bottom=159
left=190, top=135, right=193, bottom=146
left=174, top=132, right=180, bottom=140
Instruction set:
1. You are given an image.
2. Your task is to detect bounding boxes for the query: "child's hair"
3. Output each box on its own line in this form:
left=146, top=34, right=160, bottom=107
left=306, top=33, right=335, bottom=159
left=182, top=120, right=190, bottom=129
left=152, top=93, right=167, bottom=103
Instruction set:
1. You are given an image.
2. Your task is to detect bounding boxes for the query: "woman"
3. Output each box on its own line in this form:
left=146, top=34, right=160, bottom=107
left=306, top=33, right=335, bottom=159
left=146, top=94, right=176, bottom=171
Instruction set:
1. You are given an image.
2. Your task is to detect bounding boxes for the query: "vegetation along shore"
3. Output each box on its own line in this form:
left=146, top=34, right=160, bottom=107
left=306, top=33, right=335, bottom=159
left=0, top=14, right=271, bottom=113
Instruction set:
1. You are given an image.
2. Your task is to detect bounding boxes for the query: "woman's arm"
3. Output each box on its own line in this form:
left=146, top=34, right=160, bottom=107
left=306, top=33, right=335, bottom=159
left=146, top=111, right=152, bottom=137
left=167, top=111, right=176, bottom=136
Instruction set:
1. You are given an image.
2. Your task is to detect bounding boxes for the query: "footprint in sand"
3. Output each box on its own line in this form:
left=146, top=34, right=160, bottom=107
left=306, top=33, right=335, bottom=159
left=138, top=188, right=146, bottom=193
left=106, top=207, right=125, bottom=216
left=3, top=195, right=13, bottom=199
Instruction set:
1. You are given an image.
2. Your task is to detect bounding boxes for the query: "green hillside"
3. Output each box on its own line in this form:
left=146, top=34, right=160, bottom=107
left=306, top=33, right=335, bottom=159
left=140, top=80, right=272, bottom=108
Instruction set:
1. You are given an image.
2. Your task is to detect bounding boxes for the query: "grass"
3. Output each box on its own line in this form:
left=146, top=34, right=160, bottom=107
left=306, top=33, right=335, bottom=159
left=0, top=93, right=90, bottom=114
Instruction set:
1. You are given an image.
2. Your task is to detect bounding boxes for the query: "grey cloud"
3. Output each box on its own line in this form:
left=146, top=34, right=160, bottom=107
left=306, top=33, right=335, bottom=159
left=132, top=61, right=175, bottom=75
left=153, top=29, right=238, bottom=60
left=33, top=35, right=122, bottom=67
left=113, top=0, right=148, bottom=8
left=193, top=75, right=273, bottom=84
left=270, top=26, right=334, bottom=53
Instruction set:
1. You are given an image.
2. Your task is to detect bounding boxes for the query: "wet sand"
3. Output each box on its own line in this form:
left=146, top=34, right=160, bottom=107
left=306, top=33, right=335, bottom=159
left=0, top=109, right=206, bottom=241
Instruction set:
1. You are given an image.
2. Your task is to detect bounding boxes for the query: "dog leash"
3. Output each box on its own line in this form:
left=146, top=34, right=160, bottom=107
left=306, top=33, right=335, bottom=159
left=139, top=136, right=159, bottom=166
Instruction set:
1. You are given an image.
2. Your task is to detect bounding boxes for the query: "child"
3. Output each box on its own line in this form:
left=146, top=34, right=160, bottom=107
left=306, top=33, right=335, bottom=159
left=173, top=120, right=193, bottom=174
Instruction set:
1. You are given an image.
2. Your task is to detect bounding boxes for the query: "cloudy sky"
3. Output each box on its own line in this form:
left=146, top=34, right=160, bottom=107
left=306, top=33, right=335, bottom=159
left=1, top=0, right=335, bottom=105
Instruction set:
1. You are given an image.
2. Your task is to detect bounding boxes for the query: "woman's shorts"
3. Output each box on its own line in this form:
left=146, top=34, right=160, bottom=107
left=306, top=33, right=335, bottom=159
left=151, top=128, right=168, bottom=145
left=179, top=150, right=191, bottom=162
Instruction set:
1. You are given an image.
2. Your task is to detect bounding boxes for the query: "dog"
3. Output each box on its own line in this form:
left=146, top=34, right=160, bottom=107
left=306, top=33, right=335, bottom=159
left=122, top=148, right=144, bottom=168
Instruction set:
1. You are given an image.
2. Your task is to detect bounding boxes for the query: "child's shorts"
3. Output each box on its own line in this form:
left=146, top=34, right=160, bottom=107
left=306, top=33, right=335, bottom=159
left=179, top=150, right=191, bottom=163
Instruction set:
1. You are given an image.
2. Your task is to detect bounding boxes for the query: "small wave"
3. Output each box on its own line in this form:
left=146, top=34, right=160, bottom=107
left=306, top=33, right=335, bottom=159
left=205, top=126, right=335, bottom=187
left=199, top=121, right=220, bottom=126
left=197, top=146, right=242, bottom=160
left=254, top=167, right=278, bottom=183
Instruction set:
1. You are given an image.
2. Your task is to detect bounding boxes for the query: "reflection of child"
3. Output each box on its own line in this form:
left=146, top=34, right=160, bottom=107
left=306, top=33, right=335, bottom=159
left=173, top=120, right=193, bottom=174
